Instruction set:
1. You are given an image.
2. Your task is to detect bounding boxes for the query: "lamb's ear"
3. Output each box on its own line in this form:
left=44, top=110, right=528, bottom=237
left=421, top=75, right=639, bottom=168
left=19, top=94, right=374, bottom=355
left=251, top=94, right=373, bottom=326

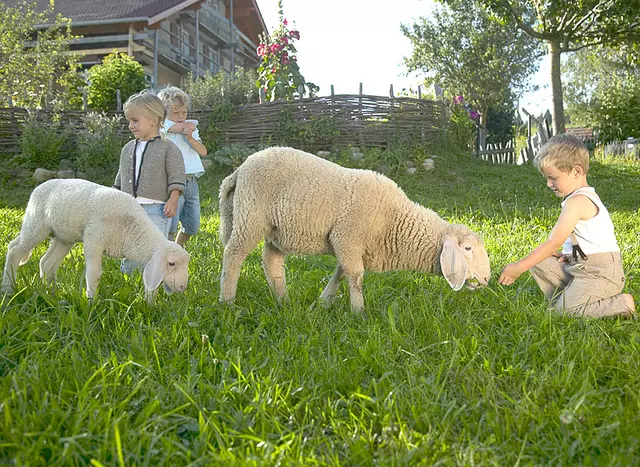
left=440, top=236, right=467, bottom=291
left=143, top=250, right=165, bottom=294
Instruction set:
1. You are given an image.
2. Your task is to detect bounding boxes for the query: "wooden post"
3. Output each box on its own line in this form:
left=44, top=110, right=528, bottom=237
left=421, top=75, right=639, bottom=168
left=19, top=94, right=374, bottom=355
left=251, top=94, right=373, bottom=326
left=475, top=118, right=480, bottom=158
left=116, top=89, right=122, bottom=111
left=82, top=87, right=88, bottom=110
left=417, top=85, right=422, bottom=99
left=358, top=82, right=364, bottom=148
left=330, top=85, right=334, bottom=96
left=7, top=95, right=13, bottom=107
left=389, top=84, right=394, bottom=98
left=128, top=26, right=134, bottom=56
left=259, top=88, right=265, bottom=104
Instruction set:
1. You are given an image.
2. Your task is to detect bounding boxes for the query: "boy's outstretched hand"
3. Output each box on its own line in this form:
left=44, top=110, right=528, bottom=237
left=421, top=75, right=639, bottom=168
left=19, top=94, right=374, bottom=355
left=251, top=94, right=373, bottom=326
left=498, top=263, right=525, bottom=286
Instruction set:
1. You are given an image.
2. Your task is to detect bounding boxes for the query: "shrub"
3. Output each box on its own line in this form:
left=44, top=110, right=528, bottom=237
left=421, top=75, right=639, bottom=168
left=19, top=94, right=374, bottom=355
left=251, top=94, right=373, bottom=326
left=75, top=112, right=127, bottom=182
left=18, top=115, right=73, bottom=170
left=88, top=52, right=148, bottom=111
left=186, top=67, right=259, bottom=109
left=272, top=106, right=340, bottom=151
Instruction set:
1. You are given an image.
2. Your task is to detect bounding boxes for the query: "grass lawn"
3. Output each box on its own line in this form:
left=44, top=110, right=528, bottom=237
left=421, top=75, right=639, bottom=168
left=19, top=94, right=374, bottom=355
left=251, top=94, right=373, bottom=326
left=0, top=151, right=639, bottom=465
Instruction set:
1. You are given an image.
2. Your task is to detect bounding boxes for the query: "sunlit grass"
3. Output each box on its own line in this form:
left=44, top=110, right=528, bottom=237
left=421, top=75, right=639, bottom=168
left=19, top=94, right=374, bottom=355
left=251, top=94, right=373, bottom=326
left=0, top=152, right=639, bottom=465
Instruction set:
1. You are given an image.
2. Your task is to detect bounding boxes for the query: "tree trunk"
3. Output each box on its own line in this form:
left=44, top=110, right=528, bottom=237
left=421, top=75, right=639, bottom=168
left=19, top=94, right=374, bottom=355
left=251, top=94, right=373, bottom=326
left=548, top=39, right=566, bottom=135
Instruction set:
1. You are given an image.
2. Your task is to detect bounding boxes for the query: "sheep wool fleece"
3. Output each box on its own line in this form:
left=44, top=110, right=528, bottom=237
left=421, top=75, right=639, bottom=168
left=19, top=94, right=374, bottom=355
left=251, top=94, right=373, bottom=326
left=221, top=147, right=454, bottom=273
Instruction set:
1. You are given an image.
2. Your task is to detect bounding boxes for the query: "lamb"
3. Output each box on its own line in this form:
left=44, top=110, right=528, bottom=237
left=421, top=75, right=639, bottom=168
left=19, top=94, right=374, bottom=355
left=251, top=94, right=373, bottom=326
left=218, top=147, right=491, bottom=311
left=1, top=179, right=190, bottom=303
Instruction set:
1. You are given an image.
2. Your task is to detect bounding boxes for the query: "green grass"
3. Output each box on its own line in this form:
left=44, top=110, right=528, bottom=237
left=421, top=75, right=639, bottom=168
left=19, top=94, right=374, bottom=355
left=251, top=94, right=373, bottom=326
left=0, top=152, right=639, bottom=465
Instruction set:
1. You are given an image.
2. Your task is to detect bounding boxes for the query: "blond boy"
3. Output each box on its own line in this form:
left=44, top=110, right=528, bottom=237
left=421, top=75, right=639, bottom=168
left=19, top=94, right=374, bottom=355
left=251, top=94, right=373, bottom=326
left=157, top=86, right=208, bottom=247
left=499, top=134, right=635, bottom=318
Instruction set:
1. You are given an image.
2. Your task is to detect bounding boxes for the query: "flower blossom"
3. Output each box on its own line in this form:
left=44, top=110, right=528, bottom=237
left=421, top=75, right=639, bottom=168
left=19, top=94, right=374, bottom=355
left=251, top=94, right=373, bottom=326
left=289, top=30, right=300, bottom=40
left=453, top=95, right=464, bottom=105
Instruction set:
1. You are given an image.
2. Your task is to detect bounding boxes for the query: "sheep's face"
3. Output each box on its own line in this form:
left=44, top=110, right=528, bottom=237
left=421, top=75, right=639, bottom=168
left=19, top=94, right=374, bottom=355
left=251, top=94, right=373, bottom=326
left=162, top=245, right=191, bottom=294
left=458, top=234, right=491, bottom=290
left=440, top=227, right=491, bottom=291
left=143, top=244, right=191, bottom=296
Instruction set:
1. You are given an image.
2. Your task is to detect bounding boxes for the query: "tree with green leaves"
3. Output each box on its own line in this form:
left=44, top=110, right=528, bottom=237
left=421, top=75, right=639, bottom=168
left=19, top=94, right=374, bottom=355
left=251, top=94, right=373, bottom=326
left=564, top=44, right=640, bottom=141
left=87, top=52, right=148, bottom=111
left=466, top=0, right=640, bottom=134
left=402, top=2, right=540, bottom=127
left=0, top=1, right=81, bottom=109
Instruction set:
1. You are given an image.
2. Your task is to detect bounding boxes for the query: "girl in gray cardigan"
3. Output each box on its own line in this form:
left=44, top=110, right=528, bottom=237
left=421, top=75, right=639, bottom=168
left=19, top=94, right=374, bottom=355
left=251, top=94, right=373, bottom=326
left=114, top=91, right=186, bottom=273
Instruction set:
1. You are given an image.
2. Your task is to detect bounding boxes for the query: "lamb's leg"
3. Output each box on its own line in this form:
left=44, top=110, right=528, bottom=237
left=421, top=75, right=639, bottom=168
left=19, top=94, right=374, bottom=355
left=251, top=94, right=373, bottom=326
left=39, top=238, right=73, bottom=286
left=320, top=265, right=344, bottom=307
left=2, top=225, right=49, bottom=294
left=83, top=244, right=104, bottom=300
left=2, top=237, right=24, bottom=294
left=262, top=241, right=287, bottom=302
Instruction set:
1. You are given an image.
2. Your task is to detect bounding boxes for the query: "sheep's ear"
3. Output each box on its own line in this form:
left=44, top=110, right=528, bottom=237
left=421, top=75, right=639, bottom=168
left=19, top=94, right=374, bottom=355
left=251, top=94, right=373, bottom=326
left=440, top=236, right=467, bottom=291
left=143, top=250, right=165, bottom=294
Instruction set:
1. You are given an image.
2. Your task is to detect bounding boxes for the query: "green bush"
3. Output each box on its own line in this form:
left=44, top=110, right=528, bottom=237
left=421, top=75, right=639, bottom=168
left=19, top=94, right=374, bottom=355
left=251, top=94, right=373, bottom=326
left=88, top=52, right=148, bottom=111
left=75, top=112, right=127, bottom=183
left=272, top=106, right=340, bottom=151
left=18, top=115, right=73, bottom=170
left=186, top=67, right=259, bottom=109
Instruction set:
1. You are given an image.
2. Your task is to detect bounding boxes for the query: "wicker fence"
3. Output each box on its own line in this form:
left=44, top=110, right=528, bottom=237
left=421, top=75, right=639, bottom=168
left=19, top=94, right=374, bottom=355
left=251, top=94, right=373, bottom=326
left=0, top=94, right=448, bottom=154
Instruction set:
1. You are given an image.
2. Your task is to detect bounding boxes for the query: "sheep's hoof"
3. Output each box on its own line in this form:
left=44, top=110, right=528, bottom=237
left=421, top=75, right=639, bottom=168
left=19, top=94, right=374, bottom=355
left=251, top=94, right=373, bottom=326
left=319, top=297, right=334, bottom=309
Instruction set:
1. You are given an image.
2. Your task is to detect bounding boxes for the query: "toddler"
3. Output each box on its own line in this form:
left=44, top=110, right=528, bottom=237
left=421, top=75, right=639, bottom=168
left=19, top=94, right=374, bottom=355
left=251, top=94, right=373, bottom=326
left=157, top=86, right=208, bottom=247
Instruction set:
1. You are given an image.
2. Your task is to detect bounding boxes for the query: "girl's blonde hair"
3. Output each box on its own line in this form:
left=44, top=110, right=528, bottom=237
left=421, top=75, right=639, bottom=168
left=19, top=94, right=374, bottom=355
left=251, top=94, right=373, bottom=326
left=123, top=90, right=167, bottom=139
left=157, top=85, right=190, bottom=111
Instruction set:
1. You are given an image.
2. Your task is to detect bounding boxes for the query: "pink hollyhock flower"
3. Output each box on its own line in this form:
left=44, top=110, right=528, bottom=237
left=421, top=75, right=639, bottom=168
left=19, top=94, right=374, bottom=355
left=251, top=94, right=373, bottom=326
left=281, top=36, right=289, bottom=45
left=469, top=110, right=479, bottom=119
left=257, top=44, right=266, bottom=56
left=453, top=95, right=464, bottom=104
left=269, top=43, right=280, bottom=54
left=283, top=19, right=288, bottom=26
left=281, top=54, right=291, bottom=65
left=271, top=67, right=277, bottom=74
left=290, top=30, right=300, bottom=40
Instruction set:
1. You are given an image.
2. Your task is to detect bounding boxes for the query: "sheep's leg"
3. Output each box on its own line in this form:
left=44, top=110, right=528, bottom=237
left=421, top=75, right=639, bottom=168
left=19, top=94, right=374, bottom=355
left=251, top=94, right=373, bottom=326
left=220, top=232, right=261, bottom=303
left=345, top=267, right=365, bottom=312
left=2, top=225, right=49, bottom=294
left=39, top=238, right=73, bottom=286
left=262, top=241, right=287, bottom=302
left=2, top=237, right=24, bottom=294
left=320, top=265, right=344, bottom=307
left=83, top=244, right=104, bottom=300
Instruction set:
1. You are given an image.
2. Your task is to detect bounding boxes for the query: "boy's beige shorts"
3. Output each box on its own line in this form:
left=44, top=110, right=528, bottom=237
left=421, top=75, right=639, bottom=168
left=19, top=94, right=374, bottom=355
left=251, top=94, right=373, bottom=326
left=530, top=252, right=631, bottom=318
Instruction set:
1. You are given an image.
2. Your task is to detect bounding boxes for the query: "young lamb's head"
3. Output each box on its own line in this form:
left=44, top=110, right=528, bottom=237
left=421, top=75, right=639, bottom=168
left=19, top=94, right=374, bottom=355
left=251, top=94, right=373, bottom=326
left=439, top=224, right=491, bottom=291
left=143, top=242, right=191, bottom=298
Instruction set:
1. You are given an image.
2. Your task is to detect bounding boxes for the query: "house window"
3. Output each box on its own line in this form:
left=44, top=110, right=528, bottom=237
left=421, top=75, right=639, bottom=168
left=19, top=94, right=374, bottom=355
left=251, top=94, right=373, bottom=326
left=189, top=35, right=196, bottom=58
left=169, top=22, right=179, bottom=48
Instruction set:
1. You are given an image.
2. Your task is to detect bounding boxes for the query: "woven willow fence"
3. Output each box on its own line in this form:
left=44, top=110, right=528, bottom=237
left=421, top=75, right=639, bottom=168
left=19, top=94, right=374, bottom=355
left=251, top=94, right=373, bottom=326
left=0, top=94, right=448, bottom=154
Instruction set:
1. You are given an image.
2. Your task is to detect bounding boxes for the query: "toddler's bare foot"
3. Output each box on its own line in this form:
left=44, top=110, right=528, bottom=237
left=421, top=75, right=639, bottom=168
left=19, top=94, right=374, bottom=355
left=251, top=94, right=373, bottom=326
left=621, top=294, right=636, bottom=318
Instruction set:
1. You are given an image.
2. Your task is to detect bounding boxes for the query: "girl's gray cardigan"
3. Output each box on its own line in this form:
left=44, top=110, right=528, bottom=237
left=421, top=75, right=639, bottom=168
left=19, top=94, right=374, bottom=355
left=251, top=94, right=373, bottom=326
left=114, top=138, right=186, bottom=202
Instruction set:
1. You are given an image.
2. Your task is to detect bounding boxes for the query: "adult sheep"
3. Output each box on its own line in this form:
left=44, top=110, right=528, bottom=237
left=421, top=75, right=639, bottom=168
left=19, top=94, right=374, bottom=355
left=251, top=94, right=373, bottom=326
left=1, top=179, right=190, bottom=303
left=218, top=147, right=491, bottom=311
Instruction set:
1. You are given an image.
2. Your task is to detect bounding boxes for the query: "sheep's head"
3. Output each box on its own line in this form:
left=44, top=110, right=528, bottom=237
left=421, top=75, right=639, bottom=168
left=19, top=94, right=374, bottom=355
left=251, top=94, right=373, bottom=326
left=439, top=225, right=491, bottom=291
left=143, top=242, right=191, bottom=301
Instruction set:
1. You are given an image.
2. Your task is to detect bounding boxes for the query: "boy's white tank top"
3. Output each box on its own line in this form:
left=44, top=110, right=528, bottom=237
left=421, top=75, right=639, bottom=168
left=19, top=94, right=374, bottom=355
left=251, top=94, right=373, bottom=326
left=561, top=187, right=619, bottom=255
